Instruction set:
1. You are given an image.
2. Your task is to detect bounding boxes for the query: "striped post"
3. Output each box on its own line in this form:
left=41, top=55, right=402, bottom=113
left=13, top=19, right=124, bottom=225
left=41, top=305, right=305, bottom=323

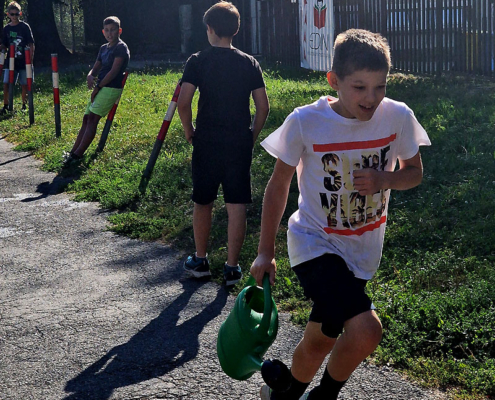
left=96, top=71, right=129, bottom=153
left=51, top=54, right=61, bottom=137
left=8, top=44, right=14, bottom=112
left=25, top=48, right=34, bottom=125
left=0, top=50, right=5, bottom=81
left=139, top=80, right=181, bottom=194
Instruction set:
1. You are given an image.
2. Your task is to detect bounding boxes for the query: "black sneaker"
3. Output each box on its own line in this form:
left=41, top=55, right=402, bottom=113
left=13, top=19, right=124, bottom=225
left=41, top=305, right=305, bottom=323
left=224, top=263, right=243, bottom=286
left=61, top=152, right=82, bottom=169
left=21, top=103, right=27, bottom=111
left=183, top=254, right=211, bottom=278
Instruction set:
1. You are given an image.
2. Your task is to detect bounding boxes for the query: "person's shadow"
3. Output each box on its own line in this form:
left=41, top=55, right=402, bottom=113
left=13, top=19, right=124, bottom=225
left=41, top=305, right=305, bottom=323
left=63, top=278, right=229, bottom=400
left=20, top=174, right=79, bottom=202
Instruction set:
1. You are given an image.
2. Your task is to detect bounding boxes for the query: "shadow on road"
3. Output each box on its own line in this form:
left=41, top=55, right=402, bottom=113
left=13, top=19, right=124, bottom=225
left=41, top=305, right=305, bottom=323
left=21, top=174, right=79, bottom=202
left=0, top=153, right=32, bottom=166
left=63, top=278, right=229, bottom=400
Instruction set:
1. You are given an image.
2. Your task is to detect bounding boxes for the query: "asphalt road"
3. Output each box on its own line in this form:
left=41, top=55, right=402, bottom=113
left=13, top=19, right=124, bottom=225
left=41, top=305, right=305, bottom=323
left=0, top=135, right=446, bottom=399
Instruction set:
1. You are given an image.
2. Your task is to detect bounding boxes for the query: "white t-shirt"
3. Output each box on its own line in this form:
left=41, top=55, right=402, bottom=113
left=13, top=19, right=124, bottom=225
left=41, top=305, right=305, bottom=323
left=261, top=96, right=431, bottom=280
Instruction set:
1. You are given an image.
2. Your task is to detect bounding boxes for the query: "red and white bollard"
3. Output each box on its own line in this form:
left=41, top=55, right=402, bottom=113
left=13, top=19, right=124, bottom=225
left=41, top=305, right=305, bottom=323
left=96, top=71, right=130, bottom=152
left=25, top=48, right=34, bottom=125
left=139, top=80, right=182, bottom=193
left=8, top=43, right=14, bottom=111
left=51, top=53, right=61, bottom=137
left=0, top=50, right=5, bottom=82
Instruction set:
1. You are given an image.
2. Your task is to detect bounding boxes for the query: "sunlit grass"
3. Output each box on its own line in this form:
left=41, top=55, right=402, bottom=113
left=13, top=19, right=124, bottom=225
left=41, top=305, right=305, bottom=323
left=1, top=67, right=494, bottom=399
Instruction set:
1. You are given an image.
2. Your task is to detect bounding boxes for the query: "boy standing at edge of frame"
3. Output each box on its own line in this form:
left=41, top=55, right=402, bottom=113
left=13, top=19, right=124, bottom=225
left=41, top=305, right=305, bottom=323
left=62, top=16, right=129, bottom=169
left=251, top=29, right=431, bottom=400
left=1, top=1, right=34, bottom=113
left=177, top=1, right=269, bottom=286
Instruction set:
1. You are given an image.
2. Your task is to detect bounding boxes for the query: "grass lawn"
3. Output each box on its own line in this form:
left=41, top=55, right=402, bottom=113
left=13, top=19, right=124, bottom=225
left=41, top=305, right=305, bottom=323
left=1, top=63, right=494, bottom=399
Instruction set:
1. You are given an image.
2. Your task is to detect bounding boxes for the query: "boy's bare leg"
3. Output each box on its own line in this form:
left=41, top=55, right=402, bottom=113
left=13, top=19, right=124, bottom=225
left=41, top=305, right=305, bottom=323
left=71, top=114, right=89, bottom=154
left=291, top=321, right=336, bottom=383
left=73, top=112, right=102, bottom=157
left=326, top=310, right=382, bottom=381
left=3, top=83, right=9, bottom=106
left=291, top=310, right=382, bottom=384
left=21, top=84, right=27, bottom=106
left=193, top=202, right=214, bottom=258
left=225, top=203, right=246, bottom=266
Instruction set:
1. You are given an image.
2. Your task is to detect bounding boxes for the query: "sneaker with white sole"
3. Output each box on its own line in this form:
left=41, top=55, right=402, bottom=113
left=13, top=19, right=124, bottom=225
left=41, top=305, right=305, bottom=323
left=260, top=385, right=272, bottom=400
left=183, top=254, right=211, bottom=278
left=223, top=263, right=242, bottom=286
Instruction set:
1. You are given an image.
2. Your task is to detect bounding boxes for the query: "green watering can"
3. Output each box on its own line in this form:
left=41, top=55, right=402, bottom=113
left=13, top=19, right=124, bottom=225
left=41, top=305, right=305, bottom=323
left=217, top=275, right=291, bottom=392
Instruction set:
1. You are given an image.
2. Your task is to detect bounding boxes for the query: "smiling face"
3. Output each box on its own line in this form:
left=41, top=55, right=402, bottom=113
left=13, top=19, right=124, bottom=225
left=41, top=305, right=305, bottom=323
left=7, top=7, right=20, bottom=24
left=102, top=23, right=121, bottom=46
left=327, top=69, right=388, bottom=121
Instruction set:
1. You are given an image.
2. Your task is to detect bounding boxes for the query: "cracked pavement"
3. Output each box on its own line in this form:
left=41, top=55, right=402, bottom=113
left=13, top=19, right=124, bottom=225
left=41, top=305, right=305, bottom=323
left=0, top=136, right=447, bottom=399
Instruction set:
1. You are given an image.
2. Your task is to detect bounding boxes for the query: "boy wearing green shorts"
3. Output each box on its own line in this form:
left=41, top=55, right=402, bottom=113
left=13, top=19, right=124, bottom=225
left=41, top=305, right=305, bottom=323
left=62, top=16, right=129, bottom=168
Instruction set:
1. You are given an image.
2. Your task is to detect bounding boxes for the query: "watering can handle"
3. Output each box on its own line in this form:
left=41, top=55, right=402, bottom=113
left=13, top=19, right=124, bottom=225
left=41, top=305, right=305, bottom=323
left=259, top=274, right=273, bottom=335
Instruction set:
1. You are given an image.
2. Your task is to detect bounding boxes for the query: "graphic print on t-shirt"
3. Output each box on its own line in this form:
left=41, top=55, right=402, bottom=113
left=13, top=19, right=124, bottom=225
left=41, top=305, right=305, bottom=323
left=316, top=134, right=395, bottom=236
left=8, top=31, right=24, bottom=58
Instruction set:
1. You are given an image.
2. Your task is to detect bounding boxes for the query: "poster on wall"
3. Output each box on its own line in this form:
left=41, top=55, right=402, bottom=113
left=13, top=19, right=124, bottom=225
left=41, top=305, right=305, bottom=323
left=300, top=0, right=334, bottom=71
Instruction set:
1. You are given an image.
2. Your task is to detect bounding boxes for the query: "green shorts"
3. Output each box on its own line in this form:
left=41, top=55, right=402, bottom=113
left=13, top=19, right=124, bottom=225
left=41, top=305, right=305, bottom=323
left=85, top=87, right=122, bottom=117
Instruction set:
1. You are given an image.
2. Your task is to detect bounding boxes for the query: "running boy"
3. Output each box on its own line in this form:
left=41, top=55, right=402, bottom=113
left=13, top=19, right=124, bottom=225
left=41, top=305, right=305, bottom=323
left=177, top=1, right=269, bottom=286
left=1, top=1, right=34, bottom=113
left=62, top=16, right=129, bottom=168
left=251, top=29, right=431, bottom=400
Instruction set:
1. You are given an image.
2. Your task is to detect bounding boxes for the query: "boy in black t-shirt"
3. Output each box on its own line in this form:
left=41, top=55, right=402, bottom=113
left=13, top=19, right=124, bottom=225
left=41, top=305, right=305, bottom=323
left=177, top=1, right=269, bottom=286
left=1, top=1, right=35, bottom=113
left=62, top=16, right=129, bottom=168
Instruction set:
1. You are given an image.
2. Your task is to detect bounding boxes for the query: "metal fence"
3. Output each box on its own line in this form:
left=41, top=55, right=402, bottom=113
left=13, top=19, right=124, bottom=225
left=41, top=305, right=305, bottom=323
left=335, top=0, right=495, bottom=76
left=253, top=0, right=495, bottom=77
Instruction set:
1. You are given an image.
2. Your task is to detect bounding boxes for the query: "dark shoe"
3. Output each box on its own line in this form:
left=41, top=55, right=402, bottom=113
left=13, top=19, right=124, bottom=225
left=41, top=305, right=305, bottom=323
left=0, top=105, right=8, bottom=115
left=21, top=103, right=27, bottom=111
left=61, top=152, right=82, bottom=169
left=224, top=263, right=242, bottom=286
left=184, top=254, right=211, bottom=278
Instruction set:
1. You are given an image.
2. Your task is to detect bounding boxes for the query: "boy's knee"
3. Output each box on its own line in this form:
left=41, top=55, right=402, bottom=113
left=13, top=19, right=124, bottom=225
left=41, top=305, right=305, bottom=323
left=301, top=323, right=336, bottom=358
left=346, top=311, right=382, bottom=351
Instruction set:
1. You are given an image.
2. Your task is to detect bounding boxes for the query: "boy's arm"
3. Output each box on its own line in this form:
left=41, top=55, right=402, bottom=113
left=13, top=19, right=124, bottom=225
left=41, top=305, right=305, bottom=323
left=251, top=87, right=270, bottom=143
left=90, top=57, right=125, bottom=101
left=250, top=158, right=296, bottom=286
left=87, top=60, right=102, bottom=90
left=353, top=151, right=424, bottom=195
left=177, top=82, right=197, bottom=144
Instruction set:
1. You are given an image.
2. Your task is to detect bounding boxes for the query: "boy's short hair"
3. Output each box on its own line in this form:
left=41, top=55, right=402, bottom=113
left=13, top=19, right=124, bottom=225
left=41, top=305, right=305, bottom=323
left=103, top=16, right=121, bottom=29
left=203, top=1, right=240, bottom=38
left=6, top=1, right=21, bottom=12
left=332, top=29, right=391, bottom=79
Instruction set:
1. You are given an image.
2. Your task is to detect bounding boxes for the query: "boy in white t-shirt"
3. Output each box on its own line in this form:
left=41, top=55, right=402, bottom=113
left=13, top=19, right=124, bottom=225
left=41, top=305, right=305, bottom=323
left=251, top=29, right=431, bottom=400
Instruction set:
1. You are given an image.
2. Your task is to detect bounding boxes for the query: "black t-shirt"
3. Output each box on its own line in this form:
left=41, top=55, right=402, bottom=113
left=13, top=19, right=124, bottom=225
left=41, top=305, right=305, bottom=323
left=2, top=21, right=34, bottom=70
left=96, top=39, right=130, bottom=88
left=181, top=46, right=265, bottom=143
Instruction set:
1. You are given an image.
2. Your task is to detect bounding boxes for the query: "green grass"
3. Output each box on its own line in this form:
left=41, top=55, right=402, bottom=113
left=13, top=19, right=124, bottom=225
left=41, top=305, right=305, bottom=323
left=1, top=65, right=494, bottom=399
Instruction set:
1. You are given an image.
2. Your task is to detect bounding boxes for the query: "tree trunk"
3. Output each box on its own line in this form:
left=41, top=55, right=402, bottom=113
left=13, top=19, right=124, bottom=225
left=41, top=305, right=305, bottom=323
left=27, top=0, right=71, bottom=65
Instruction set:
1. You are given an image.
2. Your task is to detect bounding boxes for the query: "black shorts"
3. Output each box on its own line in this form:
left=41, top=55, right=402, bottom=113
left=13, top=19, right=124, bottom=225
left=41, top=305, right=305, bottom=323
left=191, top=138, right=253, bottom=205
left=293, top=253, right=373, bottom=338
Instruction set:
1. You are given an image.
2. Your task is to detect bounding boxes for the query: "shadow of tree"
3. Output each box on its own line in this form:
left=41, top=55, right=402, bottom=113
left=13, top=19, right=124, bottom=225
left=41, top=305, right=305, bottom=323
left=63, top=278, right=229, bottom=400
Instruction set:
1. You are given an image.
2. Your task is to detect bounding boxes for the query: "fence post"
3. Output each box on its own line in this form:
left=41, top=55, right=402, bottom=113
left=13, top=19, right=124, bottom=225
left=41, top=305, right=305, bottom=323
left=139, top=80, right=181, bottom=194
left=96, top=71, right=129, bottom=153
left=51, top=54, right=61, bottom=137
left=8, top=43, right=14, bottom=112
left=25, top=48, right=34, bottom=125
left=436, top=0, right=443, bottom=77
